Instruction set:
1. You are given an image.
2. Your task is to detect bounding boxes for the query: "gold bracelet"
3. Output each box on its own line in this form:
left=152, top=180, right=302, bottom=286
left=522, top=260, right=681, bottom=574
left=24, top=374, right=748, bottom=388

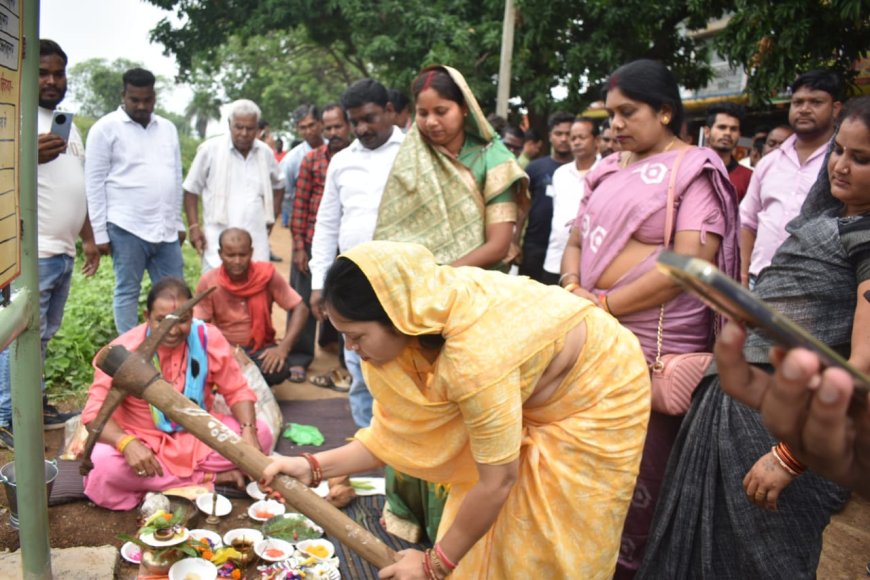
left=563, top=282, right=579, bottom=293
left=559, top=272, right=580, bottom=285
left=116, top=435, right=137, bottom=454
left=189, top=223, right=201, bottom=231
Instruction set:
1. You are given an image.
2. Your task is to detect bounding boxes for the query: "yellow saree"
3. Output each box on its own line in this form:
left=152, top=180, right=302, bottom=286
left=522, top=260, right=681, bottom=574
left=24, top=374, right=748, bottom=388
left=345, top=242, right=650, bottom=578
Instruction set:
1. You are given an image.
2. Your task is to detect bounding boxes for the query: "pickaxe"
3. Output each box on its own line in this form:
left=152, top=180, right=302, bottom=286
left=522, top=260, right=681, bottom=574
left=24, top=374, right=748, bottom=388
left=80, top=290, right=398, bottom=569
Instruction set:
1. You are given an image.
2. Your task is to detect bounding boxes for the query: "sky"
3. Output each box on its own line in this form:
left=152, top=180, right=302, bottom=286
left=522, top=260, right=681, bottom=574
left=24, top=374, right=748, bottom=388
left=39, top=0, right=192, bottom=114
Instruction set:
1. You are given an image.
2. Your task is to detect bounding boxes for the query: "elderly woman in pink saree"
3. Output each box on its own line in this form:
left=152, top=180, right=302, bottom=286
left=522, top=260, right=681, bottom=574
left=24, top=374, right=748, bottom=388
left=561, top=59, right=740, bottom=579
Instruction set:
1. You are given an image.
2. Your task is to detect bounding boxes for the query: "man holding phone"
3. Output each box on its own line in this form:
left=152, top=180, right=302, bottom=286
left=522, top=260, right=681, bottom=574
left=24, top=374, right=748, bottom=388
left=0, top=40, right=100, bottom=450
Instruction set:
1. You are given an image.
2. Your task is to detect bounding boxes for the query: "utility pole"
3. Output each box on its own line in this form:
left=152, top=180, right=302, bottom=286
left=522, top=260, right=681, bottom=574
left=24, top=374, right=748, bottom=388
left=496, top=0, right=516, bottom=117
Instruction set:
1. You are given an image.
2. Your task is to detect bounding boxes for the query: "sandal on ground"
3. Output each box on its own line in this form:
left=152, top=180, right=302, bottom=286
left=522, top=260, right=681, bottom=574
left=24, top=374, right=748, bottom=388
left=330, top=368, right=351, bottom=392
left=310, top=368, right=351, bottom=393
left=288, top=366, right=307, bottom=383
left=310, top=373, right=336, bottom=390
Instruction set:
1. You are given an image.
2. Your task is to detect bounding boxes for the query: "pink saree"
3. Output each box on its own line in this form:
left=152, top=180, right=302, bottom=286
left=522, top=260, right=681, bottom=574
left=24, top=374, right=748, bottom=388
left=575, top=147, right=740, bottom=361
left=574, top=147, right=740, bottom=579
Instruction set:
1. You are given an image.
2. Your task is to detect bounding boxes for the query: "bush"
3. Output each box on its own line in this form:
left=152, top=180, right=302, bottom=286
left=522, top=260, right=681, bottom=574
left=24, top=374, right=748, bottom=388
left=44, top=243, right=203, bottom=404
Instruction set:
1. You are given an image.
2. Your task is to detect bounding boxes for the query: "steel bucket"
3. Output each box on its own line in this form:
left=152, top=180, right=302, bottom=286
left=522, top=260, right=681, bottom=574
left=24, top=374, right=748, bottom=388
left=0, top=459, right=58, bottom=529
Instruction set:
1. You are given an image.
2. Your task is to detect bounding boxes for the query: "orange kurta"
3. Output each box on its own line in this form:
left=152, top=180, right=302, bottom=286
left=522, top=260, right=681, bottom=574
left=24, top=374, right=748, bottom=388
left=345, top=241, right=650, bottom=578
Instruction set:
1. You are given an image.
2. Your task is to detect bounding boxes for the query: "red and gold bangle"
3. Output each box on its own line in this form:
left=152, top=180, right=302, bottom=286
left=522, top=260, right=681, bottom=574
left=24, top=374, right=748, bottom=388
left=773, top=442, right=806, bottom=476
left=116, top=434, right=137, bottom=454
left=434, top=542, right=457, bottom=571
left=300, top=452, right=323, bottom=487
left=422, top=549, right=439, bottom=579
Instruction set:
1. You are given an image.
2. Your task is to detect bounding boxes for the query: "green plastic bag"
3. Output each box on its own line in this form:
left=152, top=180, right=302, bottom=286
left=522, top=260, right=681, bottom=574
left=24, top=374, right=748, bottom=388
left=281, top=422, right=325, bottom=446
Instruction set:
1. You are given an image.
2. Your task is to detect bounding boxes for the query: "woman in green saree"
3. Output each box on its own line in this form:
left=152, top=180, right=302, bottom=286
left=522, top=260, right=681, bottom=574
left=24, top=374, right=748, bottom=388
left=375, top=64, right=528, bottom=269
left=373, top=65, right=528, bottom=543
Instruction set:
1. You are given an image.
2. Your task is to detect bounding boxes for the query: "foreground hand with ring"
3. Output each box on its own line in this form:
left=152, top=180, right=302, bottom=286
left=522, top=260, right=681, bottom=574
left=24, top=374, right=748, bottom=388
left=137, top=470, right=146, bottom=476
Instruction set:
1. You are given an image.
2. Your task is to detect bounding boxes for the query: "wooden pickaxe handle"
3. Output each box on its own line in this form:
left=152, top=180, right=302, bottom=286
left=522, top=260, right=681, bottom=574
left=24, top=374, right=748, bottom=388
left=95, top=343, right=399, bottom=570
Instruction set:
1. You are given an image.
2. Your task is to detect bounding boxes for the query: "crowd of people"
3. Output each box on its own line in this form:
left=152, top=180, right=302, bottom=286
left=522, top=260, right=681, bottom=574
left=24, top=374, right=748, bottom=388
left=4, top=35, right=870, bottom=579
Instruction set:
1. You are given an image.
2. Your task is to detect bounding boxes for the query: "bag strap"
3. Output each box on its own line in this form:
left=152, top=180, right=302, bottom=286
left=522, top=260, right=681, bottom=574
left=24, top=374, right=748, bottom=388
left=654, top=147, right=690, bottom=369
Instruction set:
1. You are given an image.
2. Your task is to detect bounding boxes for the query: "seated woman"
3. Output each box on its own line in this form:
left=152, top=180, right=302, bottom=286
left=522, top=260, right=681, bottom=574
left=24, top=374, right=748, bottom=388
left=638, top=96, right=870, bottom=578
left=263, top=241, right=650, bottom=578
left=82, top=277, right=273, bottom=511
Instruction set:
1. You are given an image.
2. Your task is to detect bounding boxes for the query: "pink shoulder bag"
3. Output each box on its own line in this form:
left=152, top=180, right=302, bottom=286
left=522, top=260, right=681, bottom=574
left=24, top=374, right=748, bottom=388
left=649, top=148, right=713, bottom=415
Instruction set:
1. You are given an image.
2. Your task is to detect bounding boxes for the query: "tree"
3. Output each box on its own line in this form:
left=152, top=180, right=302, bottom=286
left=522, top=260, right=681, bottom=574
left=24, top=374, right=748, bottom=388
left=68, top=58, right=143, bottom=118
left=715, top=0, right=870, bottom=103
left=144, top=0, right=868, bottom=129
left=197, top=27, right=361, bottom=133
left=184, top=89, right=221, bottom=139
left=68, top=58, right=175, bottom=119
left=144, top=0, right=727, bottom=132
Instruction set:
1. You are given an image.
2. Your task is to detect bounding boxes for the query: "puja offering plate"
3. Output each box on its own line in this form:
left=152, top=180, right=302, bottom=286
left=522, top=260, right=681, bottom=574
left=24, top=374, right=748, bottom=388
left=248, top=499, right=286, bottom=522
left=295, top=538, right=336, bottom=562
left=261, top=512, right=324, bottom=542
left=195, top=492, right=232, bottom=517
left=189, top=528, right=223, bottom=548
left=168, top=557, right=217, bottom=580
left=222, top=527, right=264, bottom=547
left=246, top=480, right=267, bottom=501
left=119, top=541, right=142, bottom=564
left=140, top=527, right=190, bottom=547
left=254, top=538, right=295, bottom=562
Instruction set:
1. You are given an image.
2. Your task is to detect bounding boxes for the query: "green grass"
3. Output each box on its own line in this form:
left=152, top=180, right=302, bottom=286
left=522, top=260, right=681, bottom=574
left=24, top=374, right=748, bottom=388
left=44, top=242, right=202, bottom=405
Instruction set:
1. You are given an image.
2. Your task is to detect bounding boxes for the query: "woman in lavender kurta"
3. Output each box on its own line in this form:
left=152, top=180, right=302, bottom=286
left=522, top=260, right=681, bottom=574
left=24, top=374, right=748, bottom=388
left=561, top=59, right=740, bottom=579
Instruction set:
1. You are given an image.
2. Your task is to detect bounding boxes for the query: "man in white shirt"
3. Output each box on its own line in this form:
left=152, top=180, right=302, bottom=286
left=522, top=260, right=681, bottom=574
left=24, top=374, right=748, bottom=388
left=184, top=99, right=285, bottom=272
left=545, top=117, right=599, bottom=284
left=0, top=40, right=100, bottom=449
left=85, top=68, right=185, bottom=334
left=309, top=79, right=402, bottom=428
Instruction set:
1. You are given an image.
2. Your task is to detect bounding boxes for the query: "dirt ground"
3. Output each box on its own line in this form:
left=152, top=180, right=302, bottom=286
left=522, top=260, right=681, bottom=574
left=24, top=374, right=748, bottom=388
left=0, top=228, right=869, bottom=577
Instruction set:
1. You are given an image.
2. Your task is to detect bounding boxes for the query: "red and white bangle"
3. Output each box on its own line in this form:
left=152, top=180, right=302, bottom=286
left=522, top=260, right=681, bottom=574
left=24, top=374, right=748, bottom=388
left=434, top=542, right=457, bottom=571
left=300, top=452, right=323, bottom=487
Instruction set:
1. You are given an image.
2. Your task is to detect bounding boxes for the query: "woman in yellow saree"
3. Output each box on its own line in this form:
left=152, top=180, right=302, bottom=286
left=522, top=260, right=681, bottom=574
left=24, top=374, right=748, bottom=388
left=263, top=241, right=650, bottom=579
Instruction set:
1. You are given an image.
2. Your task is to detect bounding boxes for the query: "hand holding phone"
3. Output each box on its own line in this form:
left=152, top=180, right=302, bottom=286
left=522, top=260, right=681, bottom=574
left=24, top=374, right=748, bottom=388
left=656, top=251, right=870, bottom=412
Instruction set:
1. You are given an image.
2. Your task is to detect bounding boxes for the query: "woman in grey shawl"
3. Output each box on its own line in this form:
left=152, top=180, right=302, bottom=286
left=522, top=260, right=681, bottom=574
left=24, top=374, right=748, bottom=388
left=638, top=96, right=870, bottom=579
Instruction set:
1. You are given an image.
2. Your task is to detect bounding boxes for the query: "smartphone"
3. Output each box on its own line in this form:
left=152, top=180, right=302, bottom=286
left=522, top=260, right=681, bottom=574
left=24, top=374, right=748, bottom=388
left=656, top=251, right=870, bottom=411
left=50, top=110, right=74, bottom=142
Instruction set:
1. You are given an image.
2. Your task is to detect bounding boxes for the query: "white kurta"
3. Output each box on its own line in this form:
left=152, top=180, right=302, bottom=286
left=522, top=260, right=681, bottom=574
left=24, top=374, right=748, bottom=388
left=184, top=137, right=284, bottom=270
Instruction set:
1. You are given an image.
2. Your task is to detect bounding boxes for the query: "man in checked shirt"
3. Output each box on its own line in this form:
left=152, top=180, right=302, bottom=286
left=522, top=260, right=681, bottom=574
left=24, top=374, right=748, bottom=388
left=288, top=104, right=353, bottom=387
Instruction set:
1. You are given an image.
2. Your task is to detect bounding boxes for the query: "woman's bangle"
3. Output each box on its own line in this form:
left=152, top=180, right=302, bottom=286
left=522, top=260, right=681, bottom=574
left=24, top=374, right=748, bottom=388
left=189, top=223, right=200, bottom=231
left=240, top=422, right=257, bottom=432
left=559, top=272, right=580, bottom=285
left=773, top=442, right=805, bottom=476
left=434, top=542, right=457, bottom=571
left=116, top=434, right=137, bottom=454
left=300, top=452, right=323, bottom=488
left=598, top=292, right=611, bottom=314
left=563, top=282, right=579, bottom=293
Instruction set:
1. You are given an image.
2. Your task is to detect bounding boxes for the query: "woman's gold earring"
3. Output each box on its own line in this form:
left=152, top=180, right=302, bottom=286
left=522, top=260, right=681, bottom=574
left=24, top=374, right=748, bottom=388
left=663, top=116, right=670, bottom=125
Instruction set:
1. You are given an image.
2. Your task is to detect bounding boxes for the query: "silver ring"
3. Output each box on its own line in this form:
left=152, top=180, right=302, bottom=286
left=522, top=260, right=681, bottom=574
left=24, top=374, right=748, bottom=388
left=137, top=470, right=146, bottom=476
